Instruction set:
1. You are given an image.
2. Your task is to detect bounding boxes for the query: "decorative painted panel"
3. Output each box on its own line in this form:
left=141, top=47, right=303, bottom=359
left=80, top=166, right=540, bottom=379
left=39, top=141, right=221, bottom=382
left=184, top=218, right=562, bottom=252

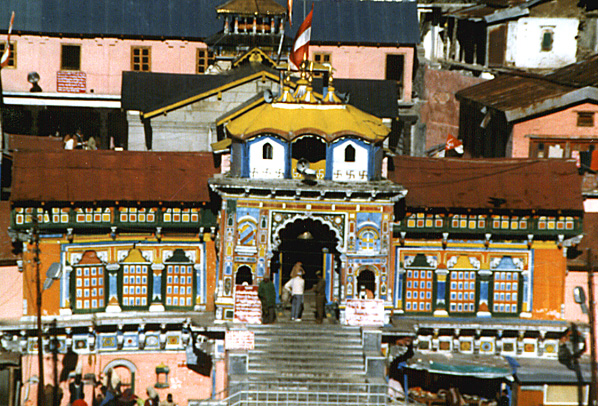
left=396, top=248, right=532, bottom=318
left=164, top=249, right=195, bottom=309
left=331, top=138, right=370, bottom=182
left=71, top=251, right=106, bottom=313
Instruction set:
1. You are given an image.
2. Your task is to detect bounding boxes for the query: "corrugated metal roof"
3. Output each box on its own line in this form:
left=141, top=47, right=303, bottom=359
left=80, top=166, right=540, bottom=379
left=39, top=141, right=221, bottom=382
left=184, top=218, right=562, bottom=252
left=122, top=67, right=399, bottom=119
left=456, top=55, right=598, bottom=119
left=10, top=151, right=219, bottom=203
left=0, top=0, right=419, bottom=45
left=546, top=53, right=598, bottom=87
left=456, top=74, right=574, bottom=113
left=387, top=156, right=583, bottom=212
left=0, top=0, right=222, bottom=39
left=121, top=64, right=279, bottom=116
left=312, top=78, right=399, bottom=118
left=300, top=0, right=420, bottom=45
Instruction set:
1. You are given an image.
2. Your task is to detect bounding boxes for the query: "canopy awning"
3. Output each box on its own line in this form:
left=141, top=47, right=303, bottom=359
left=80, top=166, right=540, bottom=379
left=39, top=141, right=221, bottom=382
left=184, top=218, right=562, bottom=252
left=507, top=356, right=593, bottom=384
left=405, top=351, right=512, bottom=380
left=224, top=102, right=391, bottom=143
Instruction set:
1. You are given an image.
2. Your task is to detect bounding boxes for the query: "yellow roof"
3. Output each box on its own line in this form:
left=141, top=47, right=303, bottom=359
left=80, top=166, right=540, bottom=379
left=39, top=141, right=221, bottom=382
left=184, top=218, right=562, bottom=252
left=224, top=103, right=390, bottom=143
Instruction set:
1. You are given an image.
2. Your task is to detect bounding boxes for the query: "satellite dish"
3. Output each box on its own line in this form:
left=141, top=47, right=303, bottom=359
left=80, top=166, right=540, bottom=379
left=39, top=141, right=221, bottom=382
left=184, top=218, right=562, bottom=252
left=43, top=262, right=62, bottom=290
left=27, top=72, right=42, bottom=92
left=263, top=89, right=273, bottom=103
left=27, top=71, right=40, bottom=84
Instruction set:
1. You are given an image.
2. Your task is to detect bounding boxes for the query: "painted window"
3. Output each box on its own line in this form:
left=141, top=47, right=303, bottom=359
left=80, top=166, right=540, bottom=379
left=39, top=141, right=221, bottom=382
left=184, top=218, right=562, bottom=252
left=122, top=264, right=149, bottom=308
left=404, top=269, right=433, bottom=313
left=0, top=41, right=15, bottom=68
left=61, top=44, right=81, bottom=71
left=449, top=271, right=476, bottom=314
left=165, top=264, right=194, bottom=308
left=492, top=271, right=519, bottom=314
left=263, top=142, right=273, bottom=160
left=196, top=48, right=214, bottom=74
left=73, top=265, right=105, bottom=311
left=131, top=46, right=151, bottom=72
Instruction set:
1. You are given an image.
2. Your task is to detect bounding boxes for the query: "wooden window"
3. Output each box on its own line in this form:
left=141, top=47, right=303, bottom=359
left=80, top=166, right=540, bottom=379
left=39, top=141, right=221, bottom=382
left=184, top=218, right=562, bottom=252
left=131, top=46, right=151, bottom=72
left=577, top=112, right=594, bottom=127
left=61, top=44, right=81, bottom=71
left=0, top=41, right=16, bottom=68
left=541, top=30, right=554, bottom=52
left=262, top=142, right=273, bottom=159
left=196, top=48, right=214, bottom=73
left=313, top=52, right=331, bottom=64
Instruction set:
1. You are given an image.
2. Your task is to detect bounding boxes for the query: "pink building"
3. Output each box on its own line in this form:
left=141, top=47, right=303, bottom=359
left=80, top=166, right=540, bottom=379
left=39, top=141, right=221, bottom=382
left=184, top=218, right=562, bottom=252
left=0, top=0, right=419, bottom=150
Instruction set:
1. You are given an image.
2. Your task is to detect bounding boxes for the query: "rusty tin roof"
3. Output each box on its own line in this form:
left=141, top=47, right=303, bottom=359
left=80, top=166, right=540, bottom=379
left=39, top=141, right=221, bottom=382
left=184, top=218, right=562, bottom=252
left=388, top=156, right=583, bottom=212
left=11, top=151, right=219, bottom=204
left=456, top=55, right=598, bottom=121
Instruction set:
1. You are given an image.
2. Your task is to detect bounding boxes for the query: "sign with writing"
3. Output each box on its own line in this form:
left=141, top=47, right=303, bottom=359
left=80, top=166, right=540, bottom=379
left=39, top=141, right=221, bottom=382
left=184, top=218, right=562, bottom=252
left=345, top=299, right=385, bottom=326
left=234, top=285, right=262, bottom=324
left=225, top=330, right=255, bottom=350
left=57, top=71, right=86, bottom=93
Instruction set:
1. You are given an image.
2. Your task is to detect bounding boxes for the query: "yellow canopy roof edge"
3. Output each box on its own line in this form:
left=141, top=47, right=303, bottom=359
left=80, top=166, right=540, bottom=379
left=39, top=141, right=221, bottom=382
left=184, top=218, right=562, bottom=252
left=211, top=138, right=232, bottom=153
left=225, top=103, right=390, bottom=144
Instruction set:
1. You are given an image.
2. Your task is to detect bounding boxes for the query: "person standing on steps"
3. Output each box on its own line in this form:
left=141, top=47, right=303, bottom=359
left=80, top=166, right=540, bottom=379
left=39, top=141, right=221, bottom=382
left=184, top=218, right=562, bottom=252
left=285, top=262, right=305, bottom=321
left=313, top=270, right=326, bottom=324
left=258, top=274, right=277, bottom=324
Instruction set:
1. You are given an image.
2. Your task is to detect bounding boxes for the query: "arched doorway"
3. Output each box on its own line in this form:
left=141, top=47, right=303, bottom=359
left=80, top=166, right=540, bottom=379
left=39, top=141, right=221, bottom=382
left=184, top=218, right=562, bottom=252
left=235, top=265, right=253, bottom=285
left=103, top=359, right=137, bottom=393
left=357, top=267, right=376, bottom=298
left=276, top=218, right=339, bottom=290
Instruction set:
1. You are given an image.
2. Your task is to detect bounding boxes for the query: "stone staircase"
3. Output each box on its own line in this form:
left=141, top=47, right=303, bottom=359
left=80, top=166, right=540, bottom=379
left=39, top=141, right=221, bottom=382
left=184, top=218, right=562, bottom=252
left=246, top=323, right=367, bottom=382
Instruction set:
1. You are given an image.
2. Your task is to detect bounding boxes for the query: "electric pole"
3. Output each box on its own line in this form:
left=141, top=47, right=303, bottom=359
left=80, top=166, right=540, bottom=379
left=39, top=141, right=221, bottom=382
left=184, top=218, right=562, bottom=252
left=32, top=219, right=45, bottom=406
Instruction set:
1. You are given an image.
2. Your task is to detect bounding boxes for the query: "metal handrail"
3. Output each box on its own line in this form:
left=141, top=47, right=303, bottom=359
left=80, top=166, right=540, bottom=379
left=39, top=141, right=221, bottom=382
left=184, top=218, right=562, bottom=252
left=189, top=381, right=420, bottom=406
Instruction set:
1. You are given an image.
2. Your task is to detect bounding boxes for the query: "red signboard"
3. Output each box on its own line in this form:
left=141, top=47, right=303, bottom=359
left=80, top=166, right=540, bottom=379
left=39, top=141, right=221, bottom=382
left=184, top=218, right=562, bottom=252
left=234, top=285, right=262, bottom=324
left=57, top=71, right=86, bottom=93
left=345, top=299, right=385, bottom=326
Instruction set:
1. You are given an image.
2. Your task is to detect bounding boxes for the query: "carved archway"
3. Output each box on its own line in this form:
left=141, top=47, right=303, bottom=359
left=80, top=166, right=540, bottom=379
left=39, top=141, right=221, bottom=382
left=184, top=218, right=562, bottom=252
left=357, top=267, right=376, bottom=298
left=103, top=359, right=137, bottom=392
left=235, top=265, right=253, bottom=285
left=271, top=212, right=345, bottom=253
left=274, top=218, right=340, bottom=290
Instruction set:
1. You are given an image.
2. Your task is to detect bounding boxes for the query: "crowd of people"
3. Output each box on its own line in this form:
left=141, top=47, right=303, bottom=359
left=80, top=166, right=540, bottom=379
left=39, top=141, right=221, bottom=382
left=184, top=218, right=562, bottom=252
left=63, top=129, right=97, bottom=150
left=60, top=368, right=177, bottom=406
left=257, top=261, right=327, bottom=324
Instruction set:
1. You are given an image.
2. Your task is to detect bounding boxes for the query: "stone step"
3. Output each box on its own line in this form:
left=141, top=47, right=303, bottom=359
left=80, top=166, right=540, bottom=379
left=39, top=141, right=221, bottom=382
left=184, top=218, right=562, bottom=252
left=250, top=348, right=364, bottom=357
left=245, top=368, right=367, bottom=379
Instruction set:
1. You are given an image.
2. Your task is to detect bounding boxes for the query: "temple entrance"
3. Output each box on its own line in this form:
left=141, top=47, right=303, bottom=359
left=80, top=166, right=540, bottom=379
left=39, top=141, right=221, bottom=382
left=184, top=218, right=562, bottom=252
left=235, top=265, right=253, bottom=285
left=275, top=218, right=339, bottom=291
left=357, top=267, right=376, bottom=298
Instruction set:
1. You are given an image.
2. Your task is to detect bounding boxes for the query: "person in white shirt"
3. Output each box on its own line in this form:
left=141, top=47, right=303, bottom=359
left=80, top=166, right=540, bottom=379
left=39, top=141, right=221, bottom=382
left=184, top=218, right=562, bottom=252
left=284, top=262, right=305, bottom=321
